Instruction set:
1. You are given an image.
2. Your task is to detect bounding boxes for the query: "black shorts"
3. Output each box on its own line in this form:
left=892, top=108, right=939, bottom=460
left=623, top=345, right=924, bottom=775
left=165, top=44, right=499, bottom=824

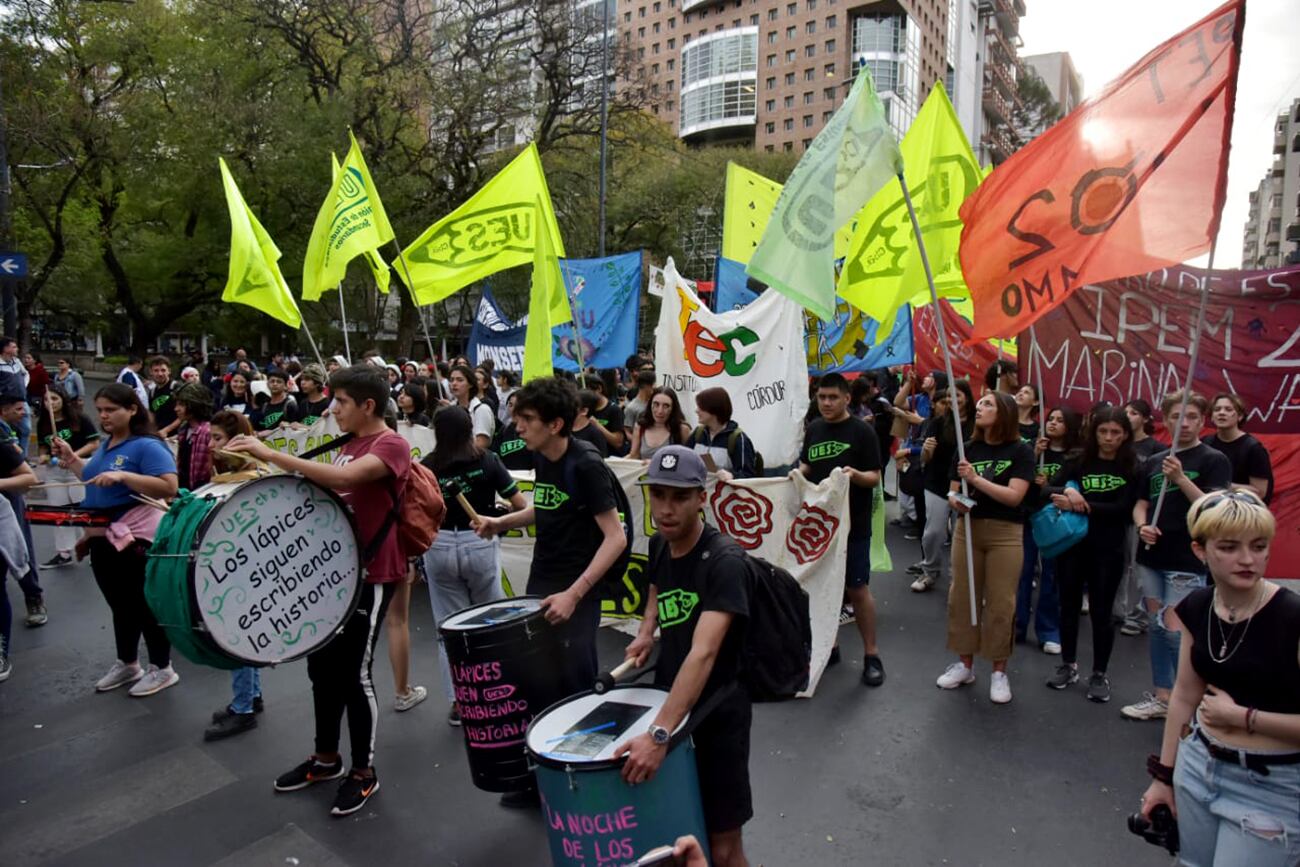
left=691, top=692, right=753, bottom=834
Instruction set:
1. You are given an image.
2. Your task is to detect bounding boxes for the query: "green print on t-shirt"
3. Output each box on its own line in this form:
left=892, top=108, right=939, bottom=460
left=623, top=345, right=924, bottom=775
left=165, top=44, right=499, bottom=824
left=657, top=588, right=700, bottom=628
left=533, top=483, right=570, bottom=510
left=1039, top=462, right=1062, bottom=480
left=1082, top=473, right=1127, bottom=494
left=1149, top=470, right=1199, bottom=498
left=499, top=438, right=526, bottom=456
left=971, top=459, right=1012, bottom=477
left=808, top=441, right=851, bottom=461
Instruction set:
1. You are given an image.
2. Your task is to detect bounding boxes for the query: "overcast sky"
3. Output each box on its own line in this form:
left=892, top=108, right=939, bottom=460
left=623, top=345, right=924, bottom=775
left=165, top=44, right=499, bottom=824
left=1019, top=0, right=1300, bottom=268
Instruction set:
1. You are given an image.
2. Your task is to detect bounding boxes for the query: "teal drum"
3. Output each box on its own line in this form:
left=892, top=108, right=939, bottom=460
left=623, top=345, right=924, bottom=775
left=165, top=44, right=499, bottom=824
left=526, top=685, right=710, bottom=867
left=145, top=475, right=362, bottom=668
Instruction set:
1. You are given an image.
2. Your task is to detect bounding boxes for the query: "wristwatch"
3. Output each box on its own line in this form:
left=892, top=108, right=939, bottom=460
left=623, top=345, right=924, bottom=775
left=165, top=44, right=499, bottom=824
left=648, top=724, right=670, bottom=747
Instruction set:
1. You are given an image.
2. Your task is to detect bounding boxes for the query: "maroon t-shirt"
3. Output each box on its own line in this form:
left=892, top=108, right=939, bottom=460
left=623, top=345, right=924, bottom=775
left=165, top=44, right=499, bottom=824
left=336, top=430, right=411, bottom=583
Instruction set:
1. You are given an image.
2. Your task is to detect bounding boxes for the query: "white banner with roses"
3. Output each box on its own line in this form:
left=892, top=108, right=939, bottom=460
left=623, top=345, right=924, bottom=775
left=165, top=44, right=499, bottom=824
left=497, top=459, right=848, bottom=697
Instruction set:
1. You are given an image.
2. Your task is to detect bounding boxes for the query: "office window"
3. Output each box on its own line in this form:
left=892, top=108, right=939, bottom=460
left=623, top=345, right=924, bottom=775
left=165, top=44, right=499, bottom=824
left=806, top=20, right=815, bottom=34
left=768, top=8, right=778, bottom=20
left=783, top=94, right=794, bottom=107
left=804, top=67, right=815, bottom=81
left=654, top=1, right=661, bottom=9
left=824, top=62, right=835, bottom=75
left=639, top=6, right=645, bottom=16
left=668, top=56, right=676, bottom=68
left=785, top=25, right=795, bottom=38
left=785, top=49, right=795, bottom=62
left=768, top=30, right=777, bottom=43
left=805, top=45, right=815, bottom=57
left=803, top=91, right=814, bottom=104
left=825, top=38, right=835, bottom=53
left=803, top=114, right=813, bottom=127
left=765, top=144, right=775, bottom=152
left=823, top=110, right=833, bottom=122
left=653, top=42, right=660, bottom=54
left=638, top=26, right=645, bottom=37
left=802, top=137, right=812, bottom=148
left=767, top=53, right=776, bottom=66
left=765, top=98, right=775, bottom=111
left=652, top=63, right=660, bottom=74
left=624, top=11, right=631, bottom=22
left=765, top=121, right=776, bottom=133
left=766, top=76, right=776, bottom=89
left=824, top=86, right=836, bottom=99
left=654, top=21, right=661, bottom=33
left=783, top=141, right=793, bottom=151
left=783, top=118, right=794, bottom=130
left=826, top=14, right=836, bottom=27
left=786, top=2, right=796, bottom=14
left=668, top=38, right=676, bottom=48
left=784, top=72, right=794, bottom=84
left=807, top=0, right=817, bottom=8
left=751, top=13, right=759, bottom=24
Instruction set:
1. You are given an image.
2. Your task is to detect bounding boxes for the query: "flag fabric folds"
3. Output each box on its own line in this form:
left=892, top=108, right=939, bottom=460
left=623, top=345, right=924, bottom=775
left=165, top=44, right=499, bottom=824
left=958, top=0, right=1245, bottom=342
left=838, top=86, right=982, bottom=338
left=398, top=144, right=566, bottom=306
left=218, top=158, right=302, bottom=329
left=302, top=131, right=396, bottom=301
left=330, top=154, right=392, bottom=295
left=746, top=65, right=903, bottom=321
left=722, top=163, right=855, bottom=265
left=523, top=200, right=571, bottom=382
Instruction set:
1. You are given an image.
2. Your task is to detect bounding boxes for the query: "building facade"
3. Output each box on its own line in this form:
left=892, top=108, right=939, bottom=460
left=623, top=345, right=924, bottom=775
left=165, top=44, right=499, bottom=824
left=1242, top=98, right=1300, bottom=269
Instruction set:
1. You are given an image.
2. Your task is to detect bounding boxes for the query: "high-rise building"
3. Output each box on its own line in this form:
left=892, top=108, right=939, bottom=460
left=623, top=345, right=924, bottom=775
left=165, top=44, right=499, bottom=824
left=974, top=0, right=1024, bottom=166
left=1021, top=51, right=1082, bottom=112
left=625, top=0, right=949, bottom=153
left=1242, top=98, right=1300, bottom=269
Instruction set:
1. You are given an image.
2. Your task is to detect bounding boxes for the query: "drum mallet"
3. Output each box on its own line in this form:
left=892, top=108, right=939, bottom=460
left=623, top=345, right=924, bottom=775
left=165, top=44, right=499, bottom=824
left=444, top=480, right=481, bottom=524
left=594, top=658, right=638, bottom=694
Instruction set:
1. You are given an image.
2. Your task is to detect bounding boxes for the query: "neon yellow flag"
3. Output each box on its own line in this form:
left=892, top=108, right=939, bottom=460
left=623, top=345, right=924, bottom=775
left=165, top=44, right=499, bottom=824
left=328, top=153, right=391, bottom=294
left=218, top=158, right=302, bottom=328
left=302, top=131, right=395, bottom=301
left=523, top=200, right=570, bottom=382
left=722, top=163, right=854, bottom=265
left=837, top=86, right=983, bottom=339
left=397, top=144, right=566, bottom=306
left=747, top=65, right=902, bottom=322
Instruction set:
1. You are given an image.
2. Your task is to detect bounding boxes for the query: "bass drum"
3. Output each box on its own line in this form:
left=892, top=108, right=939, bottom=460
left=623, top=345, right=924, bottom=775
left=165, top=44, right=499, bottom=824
left=146, top=474, right=362, bottom=669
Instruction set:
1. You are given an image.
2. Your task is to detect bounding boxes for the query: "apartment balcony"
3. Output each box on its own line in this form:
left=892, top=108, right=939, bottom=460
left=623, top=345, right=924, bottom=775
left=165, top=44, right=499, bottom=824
left=986, top=54, right=1018, bottom=98
left=1287, top=221, right=1300, bottom=243
left=1273, top=159, right=1286, bottom=177
left=982, top=81, right=1011, bottom=124
left=986, top=24, right=1017, bottom=66
left=990, top=0, right=1019, bottom=38
left=1276, top=131, right=1287, bottom=155
left=983, top=126, right=1014, bottom=163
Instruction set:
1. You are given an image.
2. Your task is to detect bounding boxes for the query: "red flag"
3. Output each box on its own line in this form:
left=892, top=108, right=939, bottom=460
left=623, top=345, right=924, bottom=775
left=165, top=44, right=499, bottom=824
left=958, top=0, right=1244, bottom=342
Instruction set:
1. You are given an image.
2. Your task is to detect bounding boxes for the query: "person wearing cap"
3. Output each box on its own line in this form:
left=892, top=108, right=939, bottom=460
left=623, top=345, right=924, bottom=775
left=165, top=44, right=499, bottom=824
left=171, top=382, right=214, bottom=491
left=617, top=445, right=752, bottom=867
left=292, top=364, right=332, bottom=427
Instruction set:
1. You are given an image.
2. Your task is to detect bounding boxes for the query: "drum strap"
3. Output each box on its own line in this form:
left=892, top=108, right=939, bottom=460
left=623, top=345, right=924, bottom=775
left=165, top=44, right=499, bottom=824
left=297, top=433, right=355, bottom=461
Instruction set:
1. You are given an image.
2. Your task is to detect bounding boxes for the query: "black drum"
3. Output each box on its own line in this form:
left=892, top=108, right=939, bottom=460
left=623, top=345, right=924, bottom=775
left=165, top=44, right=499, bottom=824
left=440, top=597, right=567, bottom=793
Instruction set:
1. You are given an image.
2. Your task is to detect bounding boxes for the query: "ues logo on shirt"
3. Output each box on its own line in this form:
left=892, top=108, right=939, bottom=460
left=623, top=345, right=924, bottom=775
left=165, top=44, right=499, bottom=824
left=657, top=588, right=700, bottom=628
left=1082, top=473, right=1127, bottom=493
left=971, top=459, right=1012, bottom=477
left=533, top=483, right=570, bottom=510
left=808, top=441, right=851, bottom=461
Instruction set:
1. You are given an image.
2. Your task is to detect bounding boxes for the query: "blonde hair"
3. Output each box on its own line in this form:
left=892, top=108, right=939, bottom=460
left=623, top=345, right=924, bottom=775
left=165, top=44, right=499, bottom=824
left=1187, top=489, right=1275, bottom=544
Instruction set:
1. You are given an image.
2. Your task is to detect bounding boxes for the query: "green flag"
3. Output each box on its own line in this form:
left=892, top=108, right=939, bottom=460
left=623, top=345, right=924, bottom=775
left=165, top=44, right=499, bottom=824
left=523, top=200, right=570, bottom=382
left=218, top=158, right=302, bottom=328
left=302, top=131, right=395, bottom=301
left=746, top=65, right=902, bottom=321
left=838, top=86, right=983, bottom=339
left=329, top=153, right=392, bottom=294
left=397, top=144, right=567, bottom=308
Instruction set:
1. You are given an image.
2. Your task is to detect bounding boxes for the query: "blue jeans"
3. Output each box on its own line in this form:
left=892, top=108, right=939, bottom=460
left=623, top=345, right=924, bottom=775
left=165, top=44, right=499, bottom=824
left=1137, top=564, right=1205, bottom=690
left=230, top=667, right=262, bottom=714
left=1174, top=727, right=1300, bottom=866
left=1015, top=528, right=1059, bottom=645
left=424, top=529, right=504, bottom=702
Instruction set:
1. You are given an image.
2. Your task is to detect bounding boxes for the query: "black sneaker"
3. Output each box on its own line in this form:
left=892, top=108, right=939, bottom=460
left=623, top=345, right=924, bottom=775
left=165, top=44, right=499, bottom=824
left=331, top=772, right=380, bottom=817
left=0, top=652, right=10, bottom=683
left=862, top=655, right=885, bottom=687
left=204, top=710, right=257, bottom=741
left=827, top=646, right=841, bottom=667
left=499, top=787, right=541, bottom=810
left=903, top=529, right=921, bottom=540
left=212, top=698, right=264, bottom=723
left=24, top=599, right=47, bottom=628
left=1046, top=664, right=1079, bottom=690
left=448, top=705, right=462, bottom=727
left=41, top=553, right=73, bottom=569
left=254, top=695, right=264, bottom=713
left=1086, top=673, right=1111, bottom=703
left=906, top=563, right=925, bottom=575
left=274, top=757, right=346, bottom=792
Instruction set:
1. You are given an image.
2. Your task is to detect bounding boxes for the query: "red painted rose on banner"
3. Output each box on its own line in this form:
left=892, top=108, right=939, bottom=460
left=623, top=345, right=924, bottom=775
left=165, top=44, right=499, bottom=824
left=710, top=484, right=774, bottom=549
left=785, top=504, right=840, bottom=564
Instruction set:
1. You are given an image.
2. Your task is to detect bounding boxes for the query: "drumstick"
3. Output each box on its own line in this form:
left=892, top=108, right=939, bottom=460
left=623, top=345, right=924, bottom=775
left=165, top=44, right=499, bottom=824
left=455, top=491, right=481, bottom=524
left=130, top=493, right=170, bottom=513
left=213, top=447, right=255, bottom=466
left=30, top=481, right=87, bottom=489
left=593, top=658, right=638, bottom=694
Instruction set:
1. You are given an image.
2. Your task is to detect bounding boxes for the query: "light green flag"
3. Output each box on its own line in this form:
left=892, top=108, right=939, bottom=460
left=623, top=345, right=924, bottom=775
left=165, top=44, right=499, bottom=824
left=523, top=200, right=570, bottom=382
left=302, top=131, right=395, bottom=301
left=746, top=65, right=902, bottom=321
left=838, top=85, right=983, bottom=339
left=218, top=158, right=302, bottom=328
left=330, top=154, right=392, bottom=294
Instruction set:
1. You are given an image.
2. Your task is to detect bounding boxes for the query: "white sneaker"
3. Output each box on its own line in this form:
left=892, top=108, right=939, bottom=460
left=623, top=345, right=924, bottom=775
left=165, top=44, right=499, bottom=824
left=936, top=662, right=976, bottom=689
left=128, top=664, right=179, bottom=697
left=95, top=660, right=143, bottom=692
left=1121, top=692, right=1169, bottom=721
left=990, top=671, right=1012, bottom=704
left=1041, top=641, right=1062, bottom=655
left=909, top=574, right=935, bottom=592
left=395, top=685, right=428, bottom=712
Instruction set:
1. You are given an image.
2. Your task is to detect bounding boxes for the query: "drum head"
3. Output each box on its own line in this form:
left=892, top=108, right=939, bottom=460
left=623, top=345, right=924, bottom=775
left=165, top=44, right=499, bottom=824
left=188, top=475, right=362, bottom=664
left=441, top=596, right=544, bottom=631
left=527, top=686, right=688, bottom=769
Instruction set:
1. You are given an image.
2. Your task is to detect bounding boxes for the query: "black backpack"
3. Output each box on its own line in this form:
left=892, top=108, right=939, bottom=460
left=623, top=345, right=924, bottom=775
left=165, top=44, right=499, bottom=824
left=558, top=438, right=634, bottom=598
left=687, top=426, right=766, bottom=477
left=653, top=530, right=812, bottom=702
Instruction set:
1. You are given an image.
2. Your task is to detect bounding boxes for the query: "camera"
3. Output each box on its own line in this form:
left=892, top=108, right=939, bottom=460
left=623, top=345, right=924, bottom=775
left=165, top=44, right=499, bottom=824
left=1128, top=804, right=1179, bottom=856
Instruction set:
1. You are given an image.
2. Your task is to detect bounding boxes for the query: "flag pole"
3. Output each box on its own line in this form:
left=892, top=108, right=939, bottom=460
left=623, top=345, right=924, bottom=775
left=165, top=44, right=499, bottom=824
left=336, top=283, right=352, bottom=364
left=1028, top=324, right=1047, bottom=472
left=387, top=241, right=439, bottom=365
left=299, top=317, right=326, bottom=368
left=1147, top=240, right=1218, bottom=534
left=899, top=173, right=977, bottom=626
left=559, top=260, right=589, bottom=376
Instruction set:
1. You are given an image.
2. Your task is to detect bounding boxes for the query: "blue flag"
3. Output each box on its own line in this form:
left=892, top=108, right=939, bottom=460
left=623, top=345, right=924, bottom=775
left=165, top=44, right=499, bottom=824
left=554, top=252, right=642, bottom=372
left=714, top=257, right=759, bottom=312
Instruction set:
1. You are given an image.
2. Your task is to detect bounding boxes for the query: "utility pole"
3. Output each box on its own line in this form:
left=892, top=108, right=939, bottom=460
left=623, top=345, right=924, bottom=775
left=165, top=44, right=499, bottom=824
left=597, top=0, right=610, bottom=258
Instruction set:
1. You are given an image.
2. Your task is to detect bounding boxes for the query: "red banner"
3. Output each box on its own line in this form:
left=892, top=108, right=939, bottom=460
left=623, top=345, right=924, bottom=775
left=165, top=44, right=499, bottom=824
left=911, top=300, right=1011, bottom=384
left=1030, top=264, right=1300, bottom=577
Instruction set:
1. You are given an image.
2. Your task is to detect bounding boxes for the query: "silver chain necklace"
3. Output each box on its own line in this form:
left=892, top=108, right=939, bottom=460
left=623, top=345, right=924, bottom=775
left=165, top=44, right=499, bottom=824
left=1208, top=583, right=1266, bottom=663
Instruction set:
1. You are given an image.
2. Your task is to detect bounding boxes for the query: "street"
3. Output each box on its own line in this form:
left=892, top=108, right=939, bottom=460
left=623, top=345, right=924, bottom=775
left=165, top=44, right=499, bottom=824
left=0, top=510, right=1173, bottom=867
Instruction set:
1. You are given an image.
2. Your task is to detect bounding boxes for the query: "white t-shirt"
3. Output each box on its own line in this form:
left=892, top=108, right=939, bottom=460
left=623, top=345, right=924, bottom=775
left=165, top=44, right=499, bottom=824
left=117, top=367, right=150, bottom=408
left=468, top=397, right=495, bottom=443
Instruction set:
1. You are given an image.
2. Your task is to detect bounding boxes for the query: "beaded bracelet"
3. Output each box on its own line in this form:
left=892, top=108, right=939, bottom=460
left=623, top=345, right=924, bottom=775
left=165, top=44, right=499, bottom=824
left=1146, top=753, right=1174, bottom=785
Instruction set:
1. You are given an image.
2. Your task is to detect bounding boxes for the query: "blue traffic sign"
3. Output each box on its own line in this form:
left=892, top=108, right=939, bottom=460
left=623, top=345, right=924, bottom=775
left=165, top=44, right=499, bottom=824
left=0, top=253, right=27, bottom=279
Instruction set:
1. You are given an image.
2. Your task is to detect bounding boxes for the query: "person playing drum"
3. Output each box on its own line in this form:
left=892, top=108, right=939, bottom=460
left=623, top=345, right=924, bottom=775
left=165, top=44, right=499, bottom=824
left=225, top=364, right=412, bottom=818
left=618, top=446, right=753, bottom=867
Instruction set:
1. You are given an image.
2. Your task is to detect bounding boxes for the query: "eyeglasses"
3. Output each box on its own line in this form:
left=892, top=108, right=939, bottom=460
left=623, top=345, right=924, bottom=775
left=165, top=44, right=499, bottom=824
left=1190, top=489, right=1264, bottom=523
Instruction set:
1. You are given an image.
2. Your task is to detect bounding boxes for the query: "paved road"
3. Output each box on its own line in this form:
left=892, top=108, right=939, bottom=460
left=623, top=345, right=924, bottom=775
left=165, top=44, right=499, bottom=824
left=0, top=491, right=1173, bottom=867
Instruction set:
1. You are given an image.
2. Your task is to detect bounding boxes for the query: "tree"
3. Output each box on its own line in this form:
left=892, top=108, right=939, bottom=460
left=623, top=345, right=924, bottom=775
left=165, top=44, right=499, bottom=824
left=1012, top=66, right=1063, bottom=147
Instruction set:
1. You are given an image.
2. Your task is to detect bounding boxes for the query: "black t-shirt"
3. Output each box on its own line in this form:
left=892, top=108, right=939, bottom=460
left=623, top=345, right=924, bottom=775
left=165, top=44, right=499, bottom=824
left=802, top=415, right=882, bottom=539
left=150, top=381, right=178, bottom=430
left=423, top=451, right=519, bottom=531
left=592, top=400, right=624, bottom=439
left=400, top=412, right=431, bottom=428
left=1136, top=443, right=1231, bottom=573
left=1025, top=446, right=1072, bottom=511
left=1018, top=421, right=1040, bottom=444
left=251, top=396, right=296, bottom=432
left=529, top=438, right=620, bottom=594
left=1202, top=433, right=1273, bottom=502
left=1058, top=456, right=1139, bottom=549
left=571, top=421, right=609, bottom=457
left=948, top=439, right=1036, bottom=523
left=920, top=415, right=956, bottom=497
left=293, top=396, right=331, bottom=426
left=1132, top=436, right=1164, bottom=461
left=494, top=427, right=534, bottom=471
left=38, top=414, right=100, bottom=453
left=650, top=527, right=749, bottom=705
